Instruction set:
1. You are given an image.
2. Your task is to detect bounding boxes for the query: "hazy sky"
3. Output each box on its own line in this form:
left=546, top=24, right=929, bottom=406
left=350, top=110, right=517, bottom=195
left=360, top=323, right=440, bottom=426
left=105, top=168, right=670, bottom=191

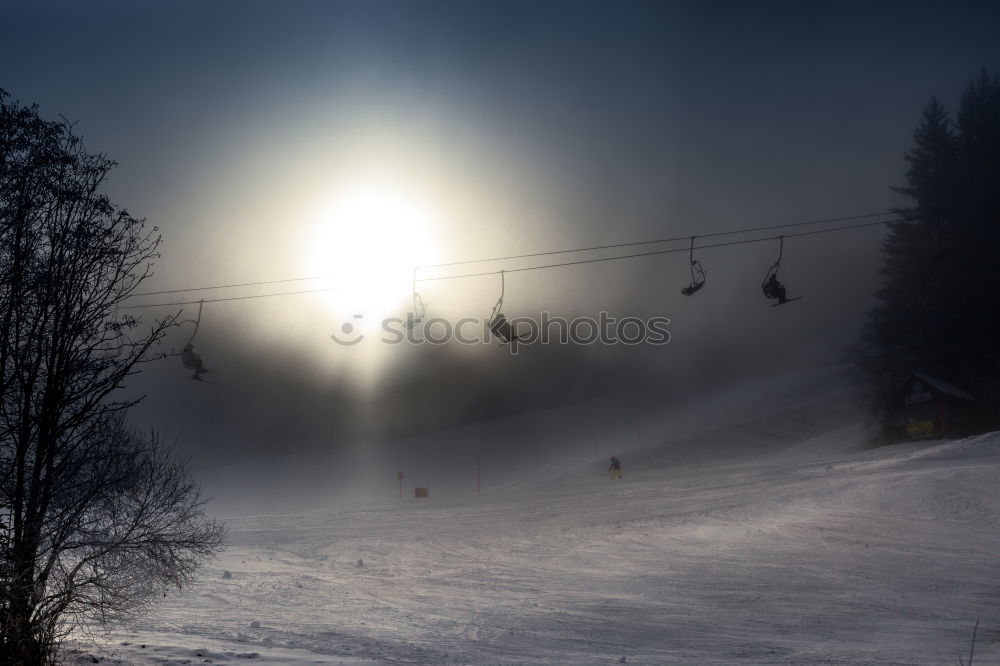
left=3, top=1, right=999, bottom=500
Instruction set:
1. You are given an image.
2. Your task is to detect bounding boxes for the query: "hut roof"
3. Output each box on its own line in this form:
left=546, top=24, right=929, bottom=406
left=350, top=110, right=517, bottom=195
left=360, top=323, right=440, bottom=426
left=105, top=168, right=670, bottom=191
left=888, top=372, right=973, bottom=403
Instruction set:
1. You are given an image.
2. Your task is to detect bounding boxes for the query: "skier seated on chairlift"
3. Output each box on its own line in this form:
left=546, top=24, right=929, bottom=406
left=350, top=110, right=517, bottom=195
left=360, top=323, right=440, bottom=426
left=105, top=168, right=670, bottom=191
left=181, top=343, right=210, bottom=381
left=763, top=274, right=789, bottom=304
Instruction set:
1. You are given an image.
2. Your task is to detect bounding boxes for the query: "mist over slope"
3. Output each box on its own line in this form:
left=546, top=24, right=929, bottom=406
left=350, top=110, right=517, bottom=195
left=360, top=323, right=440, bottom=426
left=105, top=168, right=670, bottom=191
left=71, top=385, right=1000, bottom=664
left=202, top=366, right=863, bottom=516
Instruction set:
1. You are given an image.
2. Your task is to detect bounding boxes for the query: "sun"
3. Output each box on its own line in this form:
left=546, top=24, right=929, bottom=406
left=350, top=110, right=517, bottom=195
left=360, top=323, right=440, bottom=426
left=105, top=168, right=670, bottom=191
left=307, top=184, right=438, bottom=323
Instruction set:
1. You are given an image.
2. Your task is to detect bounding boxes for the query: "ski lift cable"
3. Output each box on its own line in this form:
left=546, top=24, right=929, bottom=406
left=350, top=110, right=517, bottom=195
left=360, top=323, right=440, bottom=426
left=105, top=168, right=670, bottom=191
left=418, top=219, right=891, bottom=282
left=131, top=273, right=331, bottom=298
left=418, top=209, right=902, bottom=270
left=119, top=218, right=891, bottom=310
left=126, top=207, right=931, bottom=299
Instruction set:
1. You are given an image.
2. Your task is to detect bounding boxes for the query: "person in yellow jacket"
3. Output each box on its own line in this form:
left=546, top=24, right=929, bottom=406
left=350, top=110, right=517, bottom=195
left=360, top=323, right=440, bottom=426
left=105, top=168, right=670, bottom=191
left=609, top=456, right=622, bottom=480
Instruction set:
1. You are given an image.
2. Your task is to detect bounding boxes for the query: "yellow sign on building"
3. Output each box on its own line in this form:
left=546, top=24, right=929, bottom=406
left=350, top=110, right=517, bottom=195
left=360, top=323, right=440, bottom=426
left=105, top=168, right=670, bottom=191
left=906, top=419, right=934, bottom=438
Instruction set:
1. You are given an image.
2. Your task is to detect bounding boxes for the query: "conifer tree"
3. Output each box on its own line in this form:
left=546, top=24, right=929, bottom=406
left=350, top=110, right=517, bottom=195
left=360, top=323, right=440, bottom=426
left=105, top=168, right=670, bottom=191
left=856, top=72, right=1000, bottom=428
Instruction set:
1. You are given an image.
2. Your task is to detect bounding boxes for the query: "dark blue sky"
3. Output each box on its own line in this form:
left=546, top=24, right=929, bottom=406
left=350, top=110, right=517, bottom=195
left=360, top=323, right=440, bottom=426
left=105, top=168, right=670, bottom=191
left=5, top=2, right=996, bottom=237
left=5, top=1, right=997, bottom=222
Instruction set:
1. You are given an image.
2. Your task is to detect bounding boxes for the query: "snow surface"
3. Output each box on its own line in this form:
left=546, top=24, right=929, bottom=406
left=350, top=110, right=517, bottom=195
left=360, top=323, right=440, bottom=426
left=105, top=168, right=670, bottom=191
left=67, top=380, right=1000, bottom=665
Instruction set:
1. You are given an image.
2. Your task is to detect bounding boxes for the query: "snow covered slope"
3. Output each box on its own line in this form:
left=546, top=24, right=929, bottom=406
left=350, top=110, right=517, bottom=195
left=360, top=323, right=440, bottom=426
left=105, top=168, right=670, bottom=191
left=68, top=384, right=1000, bottom=665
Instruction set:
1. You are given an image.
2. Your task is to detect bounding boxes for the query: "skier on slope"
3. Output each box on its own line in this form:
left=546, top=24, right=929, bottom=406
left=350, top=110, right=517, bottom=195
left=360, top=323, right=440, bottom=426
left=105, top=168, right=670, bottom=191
left=609, top=456, right=622, bottom=480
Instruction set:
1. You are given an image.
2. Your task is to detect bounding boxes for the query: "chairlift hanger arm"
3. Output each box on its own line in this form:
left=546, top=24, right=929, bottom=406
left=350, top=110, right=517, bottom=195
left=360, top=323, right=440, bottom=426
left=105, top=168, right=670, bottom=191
left=411, top=267, right=427, bottom=319
left=489, top=270, right=506, bottom=321
left=185, top=299, right=204, bottom=345
left=762, top=235, right=784, bottom=285
left=681, top=236, right=707, bottom=294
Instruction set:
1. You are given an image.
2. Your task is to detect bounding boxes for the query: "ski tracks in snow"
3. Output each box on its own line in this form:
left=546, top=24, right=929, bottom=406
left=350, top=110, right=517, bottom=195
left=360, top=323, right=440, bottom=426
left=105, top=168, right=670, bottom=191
left=77, top=433, right=1000, bottom=665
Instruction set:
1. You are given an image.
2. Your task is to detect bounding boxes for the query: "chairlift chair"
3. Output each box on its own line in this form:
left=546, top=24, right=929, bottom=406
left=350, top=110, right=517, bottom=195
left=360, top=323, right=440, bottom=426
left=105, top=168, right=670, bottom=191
left=487, top=270, right=518, bottom=345
left=180, top=300, right=213, bottom=381
left=760, top=235, right=799, bottom=305
left=680, top=236, right=707, bottom=295
left=406, top=268, right=427, bottom=330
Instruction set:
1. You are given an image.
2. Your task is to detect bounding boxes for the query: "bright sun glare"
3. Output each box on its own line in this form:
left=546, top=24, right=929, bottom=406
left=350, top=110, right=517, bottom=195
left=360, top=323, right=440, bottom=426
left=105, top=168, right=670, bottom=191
left=308, top=184, right=438, bottom=324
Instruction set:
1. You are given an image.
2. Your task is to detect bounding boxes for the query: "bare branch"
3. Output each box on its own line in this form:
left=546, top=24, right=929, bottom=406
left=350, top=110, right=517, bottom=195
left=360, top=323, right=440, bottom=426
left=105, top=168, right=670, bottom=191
left=0, top=89, right=225, bottom=664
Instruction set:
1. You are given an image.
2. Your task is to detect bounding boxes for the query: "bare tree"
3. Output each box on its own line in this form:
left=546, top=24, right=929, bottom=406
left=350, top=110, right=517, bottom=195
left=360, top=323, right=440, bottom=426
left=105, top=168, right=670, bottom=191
left=0, top=90, right=225, bottom=663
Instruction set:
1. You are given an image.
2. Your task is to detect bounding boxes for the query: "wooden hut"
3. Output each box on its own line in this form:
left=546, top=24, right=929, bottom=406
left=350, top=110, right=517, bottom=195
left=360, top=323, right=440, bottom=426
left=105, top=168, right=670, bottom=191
left=883, top=373, right=973, bottom=440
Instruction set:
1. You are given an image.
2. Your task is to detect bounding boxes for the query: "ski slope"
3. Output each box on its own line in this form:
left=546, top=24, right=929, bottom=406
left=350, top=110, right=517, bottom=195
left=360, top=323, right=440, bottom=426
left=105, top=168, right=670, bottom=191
left=67, top=386, right=1000, bottom=665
